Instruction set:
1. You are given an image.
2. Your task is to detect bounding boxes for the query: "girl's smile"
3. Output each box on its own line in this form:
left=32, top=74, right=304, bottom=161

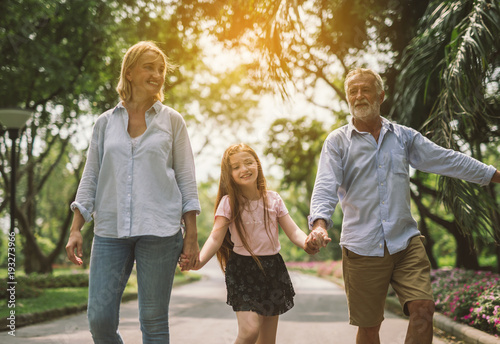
left=230, top=152, right=259, bottom=190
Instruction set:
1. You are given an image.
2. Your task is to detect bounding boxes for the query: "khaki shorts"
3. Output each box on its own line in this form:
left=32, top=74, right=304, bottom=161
left=342, top=236, right=434, bottom=327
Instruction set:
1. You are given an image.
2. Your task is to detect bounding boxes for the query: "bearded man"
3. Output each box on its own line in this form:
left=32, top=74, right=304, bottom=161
left=307, top=68, right=500, bottom=344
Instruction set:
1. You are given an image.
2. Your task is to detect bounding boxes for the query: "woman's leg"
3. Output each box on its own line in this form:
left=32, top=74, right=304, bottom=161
left=135, top=231, right=183, bottom=344
left=87, top=235, right=135, bottom=344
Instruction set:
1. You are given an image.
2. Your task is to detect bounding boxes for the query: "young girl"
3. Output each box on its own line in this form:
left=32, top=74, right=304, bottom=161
left=181, top=143, right=326, bottom=344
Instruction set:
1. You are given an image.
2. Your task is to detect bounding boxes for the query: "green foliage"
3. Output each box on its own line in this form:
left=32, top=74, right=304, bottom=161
left=0, top=0, right=261, bottom=274
left=199, top=0, right=430, bottom=101
left=0, top=273, right=89, bottom=299
left=265, top=117, right=329, bottom=203
left=289, top=262, right=500, bottom=336
left=392, top=0, right=500, bottom=244
left=196, top=179, right=218, bottom=247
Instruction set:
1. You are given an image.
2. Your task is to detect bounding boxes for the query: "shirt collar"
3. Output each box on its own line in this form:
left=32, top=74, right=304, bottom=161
left=346, top=116, right=394, bottom=140
left=114, top=100, right=162, bottom=116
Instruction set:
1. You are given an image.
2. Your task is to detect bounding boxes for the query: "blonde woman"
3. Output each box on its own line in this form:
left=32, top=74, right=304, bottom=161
left=65, top=41, right=200, bottom=343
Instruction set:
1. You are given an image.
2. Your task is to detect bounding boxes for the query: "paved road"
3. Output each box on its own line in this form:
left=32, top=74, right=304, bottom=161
left=2, top=258, right=447, bottom=344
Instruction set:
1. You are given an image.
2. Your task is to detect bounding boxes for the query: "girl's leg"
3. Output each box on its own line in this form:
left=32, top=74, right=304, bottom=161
left=135, top=231, right=183, bottom=344
left=235, top=311, right=262, bottom=344
left=87, top=235, right=135, bottom=344
left=234, top=312, right=279, bottom=344
left=256, top=315, right=279, bottom=344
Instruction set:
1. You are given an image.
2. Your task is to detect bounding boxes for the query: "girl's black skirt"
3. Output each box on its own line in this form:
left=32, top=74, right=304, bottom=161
left=225, top=252, right=295, bottom=316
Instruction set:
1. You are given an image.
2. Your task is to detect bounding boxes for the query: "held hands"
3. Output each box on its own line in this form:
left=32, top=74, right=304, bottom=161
left=304, top=227, right=331, bottom=255
left=179, top=253, right=202, bottom=271
left=180, top=235, right=200, bottom=271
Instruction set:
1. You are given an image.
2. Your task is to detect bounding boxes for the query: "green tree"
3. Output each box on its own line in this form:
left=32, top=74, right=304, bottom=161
left=392, top=0, right=500, bottom=269
left=194, top=0, right=500, bottom=269
left=0, top=0, right=259, bottom=273
left=265, top=117, right=344, bottom=260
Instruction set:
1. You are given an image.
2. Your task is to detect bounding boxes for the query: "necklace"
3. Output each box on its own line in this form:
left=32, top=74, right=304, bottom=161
left=243, top=198, right=263, bottom=225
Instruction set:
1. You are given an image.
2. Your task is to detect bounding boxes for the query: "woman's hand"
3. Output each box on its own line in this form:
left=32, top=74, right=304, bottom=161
left=180, top=235, right=200, bottom=271
left=66, top=230, right=84, bottom=265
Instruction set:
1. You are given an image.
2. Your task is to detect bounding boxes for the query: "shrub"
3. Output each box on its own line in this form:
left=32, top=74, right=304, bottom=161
left=0, top=273, right=89, bottom=299
left=431, top=268, right=500, bottom=336
left=0, top=283, right=42, bottom=299
left=288, top=262, right=500, bottom=336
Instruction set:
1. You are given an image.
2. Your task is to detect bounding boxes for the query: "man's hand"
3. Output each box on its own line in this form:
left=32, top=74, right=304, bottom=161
left=65, top=230, right=83, bottom=266
left=309, top=227, right=332, bottom=248
left=491, top=170, right=500, bottom=184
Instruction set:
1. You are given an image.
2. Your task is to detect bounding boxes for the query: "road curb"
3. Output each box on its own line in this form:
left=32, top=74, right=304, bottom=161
left=385, top=297, right=500, bottom=344
left=433, top=313, right=500, bottom=344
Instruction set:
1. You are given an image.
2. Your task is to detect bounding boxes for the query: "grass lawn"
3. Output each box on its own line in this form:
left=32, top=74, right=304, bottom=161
left=0, top=270, right=201, bottom=320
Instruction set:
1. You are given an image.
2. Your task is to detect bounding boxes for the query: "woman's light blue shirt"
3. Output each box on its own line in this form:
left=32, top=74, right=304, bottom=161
left=309, top=117, right=496, bottom=257
left=71, top=101, right=201, bottom=238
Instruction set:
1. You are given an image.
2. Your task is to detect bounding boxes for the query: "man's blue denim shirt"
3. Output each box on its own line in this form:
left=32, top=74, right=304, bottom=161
left=309, top=117, right=496, bottom=257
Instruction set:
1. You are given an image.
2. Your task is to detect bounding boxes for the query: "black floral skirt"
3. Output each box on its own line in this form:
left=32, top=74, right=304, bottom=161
left=225, top=252, right=295, bottom=316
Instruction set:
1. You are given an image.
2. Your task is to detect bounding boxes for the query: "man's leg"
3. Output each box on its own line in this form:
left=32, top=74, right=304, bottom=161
left=391, top=236, right=435, bottom=344
left=342, top=247, right=392, bottom=342
left=357, top=324, right=381, bottom=344
left=405, top=300, right=435, bottom=344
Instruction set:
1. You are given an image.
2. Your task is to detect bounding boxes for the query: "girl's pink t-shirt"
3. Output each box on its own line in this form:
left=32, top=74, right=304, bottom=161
left=215, top=191, right=289, bottom=256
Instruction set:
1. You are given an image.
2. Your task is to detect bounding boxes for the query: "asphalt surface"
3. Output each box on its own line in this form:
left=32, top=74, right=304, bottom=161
left=2, top=258, right=449, bottom=344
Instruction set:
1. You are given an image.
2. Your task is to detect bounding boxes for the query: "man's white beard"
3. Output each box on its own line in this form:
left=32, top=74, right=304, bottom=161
left=349, top=100, right=380, bottom=120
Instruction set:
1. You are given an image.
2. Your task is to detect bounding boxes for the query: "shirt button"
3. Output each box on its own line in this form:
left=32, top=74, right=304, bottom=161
left=380, top=182, right=384, bottom=186
left=383, top=219, right=386, bottom=222
left=382, top=201, right=385, bottom=204
left=379, top=165, right=382, bottom=168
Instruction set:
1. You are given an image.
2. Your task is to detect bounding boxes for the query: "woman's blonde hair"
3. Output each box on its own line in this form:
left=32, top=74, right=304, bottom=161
left=215, top=143, right=271, bottom=272
left=116, top=41, right=176, bottom=102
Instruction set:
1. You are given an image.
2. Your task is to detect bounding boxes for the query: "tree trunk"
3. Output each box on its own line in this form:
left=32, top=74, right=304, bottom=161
left=410, top=178, right=480, bottom=269
left=453, top=231, right=479, bottom=270
left=417, top=217, right=438, bottom=269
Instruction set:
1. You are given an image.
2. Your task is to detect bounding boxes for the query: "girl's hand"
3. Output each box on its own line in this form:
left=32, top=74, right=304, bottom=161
left=178, top=253, right=192, bottom=271
left=191, top=260, right=203, bottom=271
left=304, top=228, right=332, bottom=254
left=179, top=253, right=204, bottom=271
left=304, top=235, right=320, bottom=255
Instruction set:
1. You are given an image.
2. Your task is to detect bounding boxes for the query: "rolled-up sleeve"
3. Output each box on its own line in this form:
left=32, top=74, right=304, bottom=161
left=170, top=113, right=201, bottom=215
left=70, top=115, right=107, bottom=222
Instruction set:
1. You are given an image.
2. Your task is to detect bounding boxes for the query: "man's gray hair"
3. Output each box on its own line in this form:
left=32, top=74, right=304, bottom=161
left=344, top=68, right=384, bottom=96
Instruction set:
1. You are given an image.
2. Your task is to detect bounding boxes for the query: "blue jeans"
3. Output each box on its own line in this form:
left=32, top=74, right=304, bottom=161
left=87, top=231, right=183, bottom=344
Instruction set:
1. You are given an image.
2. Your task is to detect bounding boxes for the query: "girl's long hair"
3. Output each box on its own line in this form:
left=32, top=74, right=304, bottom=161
left=215, top=143, right=272, bottom=272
